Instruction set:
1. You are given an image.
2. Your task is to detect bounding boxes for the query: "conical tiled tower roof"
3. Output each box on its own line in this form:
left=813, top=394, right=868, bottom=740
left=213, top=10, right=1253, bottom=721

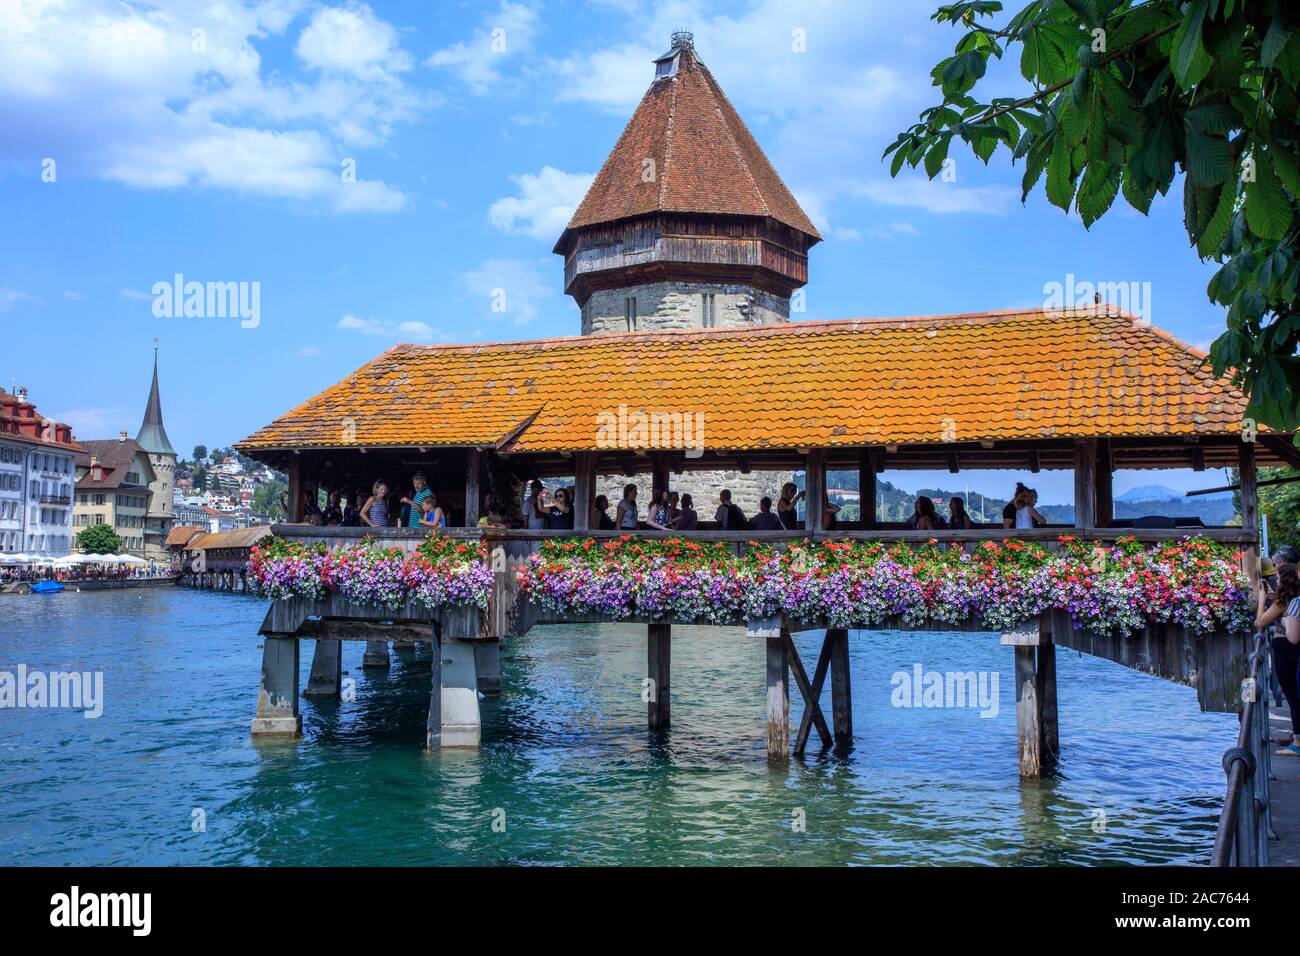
left=557, top=40, right=821, bottom=248
left=136, top=349, right=175, bottom=457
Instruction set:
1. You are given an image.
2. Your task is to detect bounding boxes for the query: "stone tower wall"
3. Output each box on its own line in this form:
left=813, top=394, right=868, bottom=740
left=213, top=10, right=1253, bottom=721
left=595, top=469, right=788, bottom=525
left=582, top=281, right=789, bottom=335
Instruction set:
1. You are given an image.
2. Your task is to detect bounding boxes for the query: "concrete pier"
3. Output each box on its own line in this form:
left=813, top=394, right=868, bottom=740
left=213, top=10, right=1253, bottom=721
left=437, top=639, right=481, bottom=747
left=304, top=639, right=342, bottom=699
left=474, top=641, right=501, bottom=695
left=361, top=639, right=390, bottom=669
left=252, top=638, right=301, bottom=736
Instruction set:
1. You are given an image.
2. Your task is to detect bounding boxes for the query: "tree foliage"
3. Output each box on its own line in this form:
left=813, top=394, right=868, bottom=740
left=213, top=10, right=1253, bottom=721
left=76, top=523, right=123, bottom=555
left=887, top=0, right=1300, bottom=429
left=1260, top=466, right=1300, bottom=549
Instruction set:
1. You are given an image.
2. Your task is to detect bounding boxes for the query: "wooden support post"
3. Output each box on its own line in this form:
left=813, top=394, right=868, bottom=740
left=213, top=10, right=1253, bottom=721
left=1037, top=616, right=1058, bottom=767
left=251, top=637, right=301, bottom=736
left=287, top=456, right=305, bottom=523
left=804, top=449, right=827, bottom=534
left=573, top=451, right=596, bottom=532
left=426, top=622, right=442, bottom=749
left=361, top=639, right=389, bottom=669
left=791, top=629, right=833, bottom=756
left=647, top=621, right=671, bottom=730
left=766, top=635, right=790, bottom=763
left=1095, top=438, right=1114, bottom=528
left=1014, top=646, right=1041, bottom=777
left=1239, top=440, right=1259, bottom=582
left=304, top=639, right=342, bottom=699
left=464, top=448, right=482, bottom=527
left=858, top=449, right=876, bottom=530
left=829, top=627, right=853, bottom=745
left=650, top=453, right=670, bottom=498
left=1073, top=438, right=1097, bottom=529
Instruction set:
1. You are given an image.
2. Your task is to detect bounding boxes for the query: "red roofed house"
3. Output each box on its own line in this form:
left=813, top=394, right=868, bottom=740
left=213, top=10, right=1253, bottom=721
left=0, top=386, right=83, bottom=558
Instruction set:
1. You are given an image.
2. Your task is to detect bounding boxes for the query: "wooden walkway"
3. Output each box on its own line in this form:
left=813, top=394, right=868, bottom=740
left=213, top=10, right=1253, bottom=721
left=1268, top=710, right=1300, bottom=867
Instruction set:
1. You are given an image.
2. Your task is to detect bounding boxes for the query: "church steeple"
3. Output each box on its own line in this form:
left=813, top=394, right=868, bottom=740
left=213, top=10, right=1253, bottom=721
left=555, top=34, right=820, bottom=334
left=136, top=346, right=175, bottom=457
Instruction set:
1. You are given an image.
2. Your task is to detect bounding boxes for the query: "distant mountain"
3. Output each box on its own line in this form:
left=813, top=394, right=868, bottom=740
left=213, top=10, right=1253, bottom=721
left=1116, top=484, right=1182, bottom=502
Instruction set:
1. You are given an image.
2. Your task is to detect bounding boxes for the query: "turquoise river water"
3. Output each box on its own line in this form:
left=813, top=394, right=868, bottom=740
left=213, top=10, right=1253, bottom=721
left=0, top=587, right=1236, bottom=865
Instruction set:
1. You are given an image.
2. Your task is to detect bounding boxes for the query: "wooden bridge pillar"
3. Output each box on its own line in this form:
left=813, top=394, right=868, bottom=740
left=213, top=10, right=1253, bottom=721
left=828, top=628, right=853, bottom=745
left=304, top=639, right=342, bottom=699
left=251, top=637, right=301, bottom=736
left=766, top=635, right=790, bottom=763
left=1005, top=617, right=1058, bottom=777
left=648, top=621, right=670, bottom=730
left=361, top=639, right=389, bottom=669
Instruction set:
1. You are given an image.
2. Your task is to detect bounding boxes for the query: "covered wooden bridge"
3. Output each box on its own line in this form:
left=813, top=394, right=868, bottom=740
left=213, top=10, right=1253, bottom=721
left=236, top=305, right=1292, bottom=777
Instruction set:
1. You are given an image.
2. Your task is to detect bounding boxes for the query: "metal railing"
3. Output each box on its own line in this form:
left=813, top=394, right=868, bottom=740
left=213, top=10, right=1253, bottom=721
left=1211, top=630, right=1274, bottom=866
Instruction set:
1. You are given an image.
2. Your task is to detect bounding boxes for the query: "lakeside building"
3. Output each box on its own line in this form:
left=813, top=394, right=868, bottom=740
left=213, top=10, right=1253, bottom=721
left=74, top=350, right=177, bottom=558
left=74, top=434, right=156, bottom=554
left=0, top=387, right=81, bottom=558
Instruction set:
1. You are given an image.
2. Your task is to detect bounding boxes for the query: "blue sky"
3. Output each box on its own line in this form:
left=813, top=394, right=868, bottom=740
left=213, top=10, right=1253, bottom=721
left=0, top=0, right=1236, bottom=503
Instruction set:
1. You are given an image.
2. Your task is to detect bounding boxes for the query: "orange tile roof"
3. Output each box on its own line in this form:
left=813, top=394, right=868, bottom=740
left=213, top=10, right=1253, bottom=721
left=559, top=46, right=821, bottom=243
left=238, top=308, right=1253, bottom=454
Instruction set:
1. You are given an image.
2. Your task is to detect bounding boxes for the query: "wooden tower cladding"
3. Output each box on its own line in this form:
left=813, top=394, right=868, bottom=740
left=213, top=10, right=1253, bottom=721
left=554, top=33, right=821, bottom=335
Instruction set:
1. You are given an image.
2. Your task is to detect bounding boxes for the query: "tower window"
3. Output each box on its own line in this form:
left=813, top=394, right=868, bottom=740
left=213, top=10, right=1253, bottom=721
left=701, top=293, right=716, bottom=328
left=624, top=297, right=637, bottom=331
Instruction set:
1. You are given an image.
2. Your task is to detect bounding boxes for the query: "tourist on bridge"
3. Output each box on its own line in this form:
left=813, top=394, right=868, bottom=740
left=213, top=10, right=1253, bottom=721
left=673, top=493, right=698, bottom=531
left=324, top=491, right=343, bottom=526
left=752, top=496, right=783, bottom=531
left=524, top=480, right=547, bottom=531
left=667, top=491, right=681, bottom=526
left=645, top=489, right=673, bottom=530
left=303, top=487, right=325, bottom=526
left=1002, top=483, right=1046, bottom=529
left=715, top=489, right=747, bottom=530
left=1256, top=561, right=1300, bottom=756
left=417, top=494, right=447, bottom=530
left=342, top=489, right=364, bottom=527
left=777, top=482, right=804, bottom=530
left=401, top=472, right=431, bottom=528
left=947, top=496, right=975, bottom=529
left=616, top=483, right=638, bottom=530
left=593, top=495, right=616, bottom=530
left=911, top=496, right=942, bottom=531
left=546, top=488, right=574, bottom=530
left=360, top=480, right=391, bottom=528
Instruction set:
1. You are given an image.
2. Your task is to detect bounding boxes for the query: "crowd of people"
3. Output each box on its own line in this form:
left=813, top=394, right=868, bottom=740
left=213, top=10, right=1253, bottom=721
left=1254, top=545, right=1300, bottom=764
left=296, top=471, right=1054, bottom=535
left=0, top=563, right=176, bottom=585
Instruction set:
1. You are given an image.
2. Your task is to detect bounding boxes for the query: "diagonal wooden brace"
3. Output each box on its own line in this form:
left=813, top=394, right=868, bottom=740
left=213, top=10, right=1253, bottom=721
left=789, top=630, right=833, bottom=756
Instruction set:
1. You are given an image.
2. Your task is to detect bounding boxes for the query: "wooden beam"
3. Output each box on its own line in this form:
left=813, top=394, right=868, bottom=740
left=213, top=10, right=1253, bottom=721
left=766, top=635, right=790, bottom=764
left=1261, top=434, right=1300, bottom=469
left=650, top=453, right=671, bottom=498
left=1239, top=440, right=1259, bottom=584
left=858, top=448, right=877, bottom=530
left=789, top=629, right=832, bottom=756
left=573, top=451, right=596, bottom=532
left=464, top=447, right=482, bottom=527
left=829, top=628, right=852, bottom=745
left=1095, top=438, right=1114, bottom=528
left=426, top=622, right=442, bottom=748
left=1037, top=616, right=1058, bottom=768
left=804, top=449, right=827, bottom=534
left=1014, top=645, right=1041, bottom=777
left=1073, top=438, right=1097, bottom=529
left=648, top=621, right=670, bottom=730
left=287, top=455, right=305, bottom=523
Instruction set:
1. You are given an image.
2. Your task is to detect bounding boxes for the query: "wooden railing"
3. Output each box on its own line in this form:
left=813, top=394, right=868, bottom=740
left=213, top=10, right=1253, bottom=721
left=1211, top=630, right=1273, bottom=866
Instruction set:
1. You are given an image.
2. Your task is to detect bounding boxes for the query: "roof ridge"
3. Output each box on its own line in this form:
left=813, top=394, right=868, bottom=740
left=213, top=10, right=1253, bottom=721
left=696, top=57, right=769, bottom=217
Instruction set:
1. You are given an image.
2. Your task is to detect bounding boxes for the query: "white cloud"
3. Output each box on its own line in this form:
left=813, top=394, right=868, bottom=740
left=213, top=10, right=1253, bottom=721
left=336, top=313, right=445, bottom=343
left=0, top=0, right=420, bottom=212
left=0, top=288, right=29, bottom=312
left=426, top=1, right=540, bottom=94
left=296, top=2, right=412, bottom=82
left=118, top=288, right=152, bottom=300
left=460, top=258, right=556, bottom=325
left=488, top=167, right=594, bottom=241
left=849, top=179, right=1019, bottom=216
left=864, top=220, right=920, bottom=240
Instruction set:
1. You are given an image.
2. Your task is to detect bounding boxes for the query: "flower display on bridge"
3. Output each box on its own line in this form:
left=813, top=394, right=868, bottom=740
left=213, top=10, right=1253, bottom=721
left=248, top=535, right=493, bottom=611
left=516, top=535, right=1252, bottom=638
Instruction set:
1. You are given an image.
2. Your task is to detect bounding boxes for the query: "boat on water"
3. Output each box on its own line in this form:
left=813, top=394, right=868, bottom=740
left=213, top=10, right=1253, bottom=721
left=30, top=581, right=64, bottom=594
